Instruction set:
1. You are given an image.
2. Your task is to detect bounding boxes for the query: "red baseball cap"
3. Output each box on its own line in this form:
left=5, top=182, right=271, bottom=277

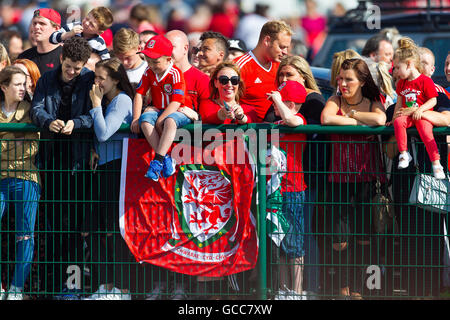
left=138, top=34, right=173, bottom=59
left=278, top=80, right=307, bottom=104
left=33, top=8, right=61, bottom=27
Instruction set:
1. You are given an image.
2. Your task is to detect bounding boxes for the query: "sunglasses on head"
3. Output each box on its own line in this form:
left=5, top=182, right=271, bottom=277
left=218, top=75, right=240, bottom=86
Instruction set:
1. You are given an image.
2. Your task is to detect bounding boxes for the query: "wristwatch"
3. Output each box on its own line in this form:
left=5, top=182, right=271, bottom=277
left=349, top=109, right=358, bottom=117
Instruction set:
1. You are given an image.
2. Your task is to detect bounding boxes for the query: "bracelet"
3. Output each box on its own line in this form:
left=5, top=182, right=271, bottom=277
left=236, top=114, right=245, bottom=121
left=349, top=109, right=358, bottom=117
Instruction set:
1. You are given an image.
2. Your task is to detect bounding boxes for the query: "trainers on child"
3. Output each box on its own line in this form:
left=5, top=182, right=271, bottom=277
left=145, top=160, right=163, bottom=181
left=432, top=164, right=446, bottom=180
left=398, top=152, right=412, bottom=169
left=162, top=155, right=176, bottom=178
left=6, top=285, right=23, bottom=300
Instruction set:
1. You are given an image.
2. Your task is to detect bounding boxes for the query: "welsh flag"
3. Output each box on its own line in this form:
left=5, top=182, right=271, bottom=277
left=265, top=145, right=289, bottom=247
left=119, top=137, right=258, bottom=277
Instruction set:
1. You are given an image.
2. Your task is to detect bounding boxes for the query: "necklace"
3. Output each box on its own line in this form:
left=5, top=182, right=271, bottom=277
left=344, top=95, right=364, bottom=106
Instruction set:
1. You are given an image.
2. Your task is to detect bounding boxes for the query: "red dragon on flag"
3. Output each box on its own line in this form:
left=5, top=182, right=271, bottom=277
left=119, top=137, right=257, bottom=277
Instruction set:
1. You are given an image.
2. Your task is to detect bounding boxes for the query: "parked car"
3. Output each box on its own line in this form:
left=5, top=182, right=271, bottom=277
left=311, top=66, right=333, bottom=101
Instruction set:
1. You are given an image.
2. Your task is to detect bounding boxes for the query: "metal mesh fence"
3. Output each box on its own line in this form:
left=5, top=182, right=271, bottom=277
left=0, top=124, right=449, bottom=300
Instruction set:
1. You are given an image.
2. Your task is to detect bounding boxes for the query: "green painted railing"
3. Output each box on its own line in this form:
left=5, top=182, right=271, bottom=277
left=0, top=123, right=449, bottom=300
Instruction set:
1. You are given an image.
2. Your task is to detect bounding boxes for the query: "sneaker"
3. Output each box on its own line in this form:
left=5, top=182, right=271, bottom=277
left=146, top=287, right=164, bottom=300
left=273, top=289, right=287, bottom=300
left=104, top=287, right=131, bottom=300
left=171, top=288, right=187, bottom=300
left=274, top=286, right=305, bottom=300
left=1, top=285, right=6, bottom=300
left=301, top=290, right=318, bottom=300
left=83, top=284, right=108, bottom=300
left=6, top=285, right=23, bottom=300
left=145, top=160, right=163, bottom=181
left=53, top=287, right=83, bottom=300
left=162, top=155, right=176, bottom=178
left=398, top=152, right=412, bottom=169
left=285, top=289, right=305, bottom=300
left=432, top=164, right=446, bottom=180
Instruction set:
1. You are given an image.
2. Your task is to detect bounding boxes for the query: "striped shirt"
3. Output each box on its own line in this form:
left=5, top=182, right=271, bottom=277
left=50, top=23, right=110, bottom=60
left=436, top=83, right=450, bottom=99
left=135, top=62, right=186, bottom=110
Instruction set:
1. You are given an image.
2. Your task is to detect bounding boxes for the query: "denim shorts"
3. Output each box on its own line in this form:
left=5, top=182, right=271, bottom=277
left=280, top=191, right=305, bottom=258
left=139, top=110, right=192, bottom=128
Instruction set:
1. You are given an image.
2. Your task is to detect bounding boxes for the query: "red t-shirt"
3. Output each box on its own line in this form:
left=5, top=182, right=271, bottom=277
left=234, top=52, right=279, bottom=122
left=184, top=66, right=210, bottom=112
left=396, top=74, right=438, bottom=109
left=199, top=99, right=258, bottom=124
left=136, top=62, right=186, bottom=110
left=266, top=112, right=308, bottom=193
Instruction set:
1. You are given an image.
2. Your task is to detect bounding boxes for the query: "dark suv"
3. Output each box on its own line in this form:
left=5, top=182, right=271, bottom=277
left=311, top=1, right=450, bottom=86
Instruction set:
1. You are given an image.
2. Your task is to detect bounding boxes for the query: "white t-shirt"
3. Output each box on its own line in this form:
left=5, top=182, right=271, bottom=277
left=126, top=60, right=148, bottom=87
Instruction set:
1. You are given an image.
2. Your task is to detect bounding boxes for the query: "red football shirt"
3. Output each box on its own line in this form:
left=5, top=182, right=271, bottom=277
left=184, top=66, right=210, bottom=112
left=396, top=74, right=437, bottom=109
left=199, top=99, right=258, bottom=124
left=436, top=83, right=450, bottom=99
left=136, top=62, right=186, bottom=110
left=234, top=52, right=279, bottom=122
left=272, top=113, right=308, bottom=193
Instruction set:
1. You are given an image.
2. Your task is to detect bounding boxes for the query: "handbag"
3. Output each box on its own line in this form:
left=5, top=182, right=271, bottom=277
left=372, top=179, right=396, bottom=233
left=408, top=138, right=450, bottom=214
left=372, top=138, right=397, bottom=234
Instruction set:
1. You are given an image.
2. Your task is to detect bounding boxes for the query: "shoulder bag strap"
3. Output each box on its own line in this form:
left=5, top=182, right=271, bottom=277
left=410, top=137, right=420, bottom=173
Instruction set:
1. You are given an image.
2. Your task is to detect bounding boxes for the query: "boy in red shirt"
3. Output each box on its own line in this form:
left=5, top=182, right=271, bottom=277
left=132, top=35, right=191, bottom=181
left=266, top=81, right=308, bottom=297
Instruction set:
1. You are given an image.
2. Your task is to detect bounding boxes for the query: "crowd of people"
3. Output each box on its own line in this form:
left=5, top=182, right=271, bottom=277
left=0, top=1, right=449, bottom=301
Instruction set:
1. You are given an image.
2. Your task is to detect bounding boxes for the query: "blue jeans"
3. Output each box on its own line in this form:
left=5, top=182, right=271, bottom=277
left=281, top=191, right=305, bottom=258
left=139, top=110, right=192, bottom=128
left=0, top=178, right=41, bottom=288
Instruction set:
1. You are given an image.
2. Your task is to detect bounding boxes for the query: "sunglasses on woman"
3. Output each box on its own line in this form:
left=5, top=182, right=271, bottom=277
left=218, top=75, right=240, bottom=86
left=191, top=47, right=200, bottom=55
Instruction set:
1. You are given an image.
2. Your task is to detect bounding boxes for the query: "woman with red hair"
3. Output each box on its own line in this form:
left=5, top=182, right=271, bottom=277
left=13, top=59, right=41, bottom=98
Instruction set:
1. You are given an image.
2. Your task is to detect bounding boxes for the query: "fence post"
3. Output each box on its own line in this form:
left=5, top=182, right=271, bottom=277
left=256, top=132, right=268, bottom=300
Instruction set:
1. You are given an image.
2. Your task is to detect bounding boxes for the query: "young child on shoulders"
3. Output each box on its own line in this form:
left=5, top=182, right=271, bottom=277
left=50, top=6, right=113, bottom=60
left=392, top=37, right=444, bottom=179
left=132, top=34, right=192, bottom=182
